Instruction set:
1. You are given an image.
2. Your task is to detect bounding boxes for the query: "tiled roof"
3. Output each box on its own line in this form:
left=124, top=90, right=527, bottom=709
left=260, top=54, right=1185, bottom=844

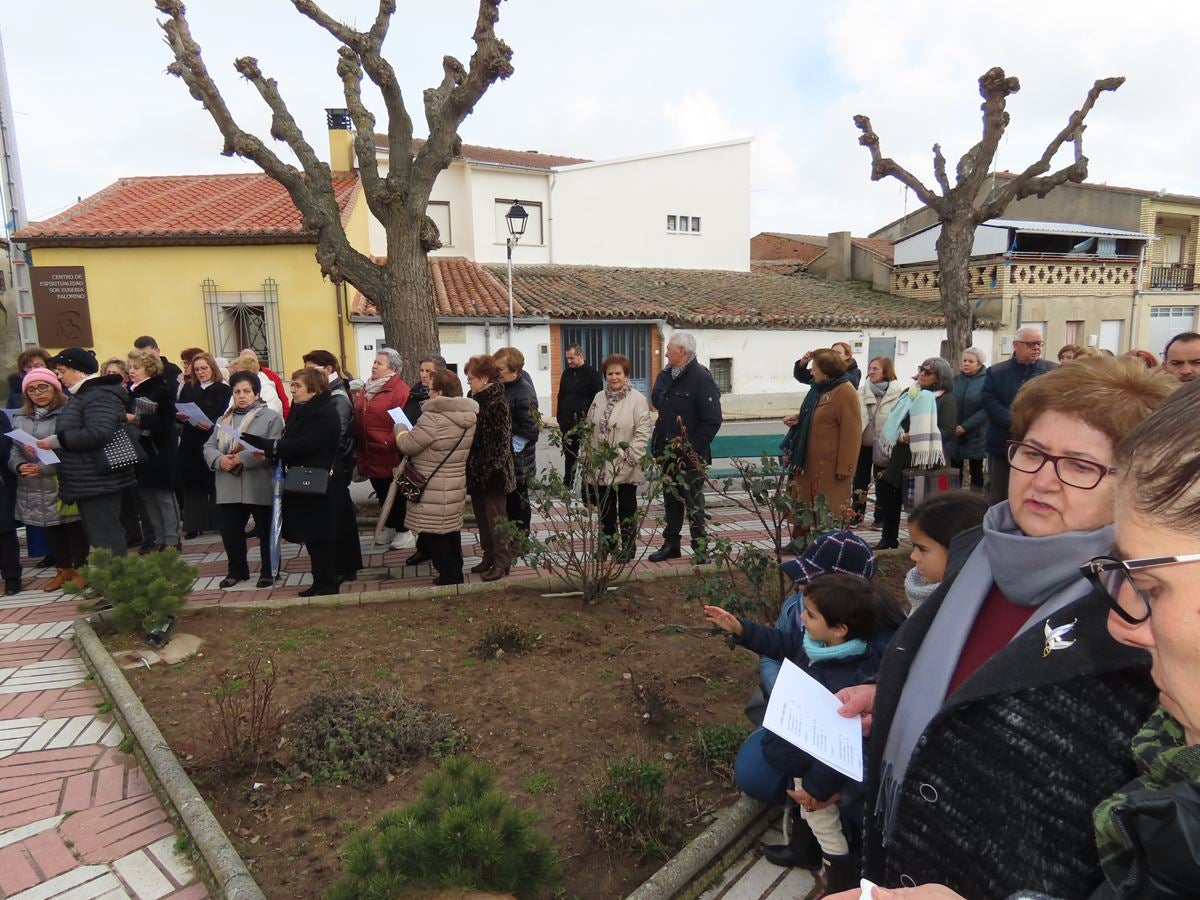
left=18, top=173, right=362, bottom=246
left=751, top=231, right=894, bottom=264
left=851, top=237, right=894, bottom=262
left=380, top=137, right=590, bottom=171
left=352, top=257, right=964, bottom=330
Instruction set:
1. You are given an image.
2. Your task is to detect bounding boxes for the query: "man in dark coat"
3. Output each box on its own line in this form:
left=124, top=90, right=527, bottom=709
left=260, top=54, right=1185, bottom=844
left=649, top=332, right=723, bottom=562
left=980, top=328, right=1055, bottom=504
left=40, top=347, right=137, bottom=556
left=494, top=348, right=539, bottom=534
left=556, top=344, right=604, bottom=489
left=133, top=335, right=182, bottom=395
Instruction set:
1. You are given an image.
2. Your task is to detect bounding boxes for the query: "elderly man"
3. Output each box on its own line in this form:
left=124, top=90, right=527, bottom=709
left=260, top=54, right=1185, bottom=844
left=648, top=332, right=723, bottom=562
left=1162, top=330, right=1200, bottom=384
left=556, top=344, right=604, bottom=488
left=980, top=327, right=1056, bottom=504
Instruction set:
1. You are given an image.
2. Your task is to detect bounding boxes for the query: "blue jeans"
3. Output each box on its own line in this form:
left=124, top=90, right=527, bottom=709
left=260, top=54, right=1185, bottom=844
left=734, top=728, right=790, bottom=805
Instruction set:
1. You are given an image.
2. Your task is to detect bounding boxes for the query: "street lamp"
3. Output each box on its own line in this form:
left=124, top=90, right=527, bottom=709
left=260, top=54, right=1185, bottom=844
left=504, top=200, right=528, bottom=339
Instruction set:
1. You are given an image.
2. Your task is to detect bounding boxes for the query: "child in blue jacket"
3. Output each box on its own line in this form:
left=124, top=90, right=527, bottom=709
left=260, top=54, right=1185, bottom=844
left=704, top=572, right=888, bottom=894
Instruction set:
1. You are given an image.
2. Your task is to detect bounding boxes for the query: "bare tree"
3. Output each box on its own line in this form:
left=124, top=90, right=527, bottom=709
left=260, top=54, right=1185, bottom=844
left=154, top=0, right=513, bottom=378
left=854, top=67, right=1124, bottom=366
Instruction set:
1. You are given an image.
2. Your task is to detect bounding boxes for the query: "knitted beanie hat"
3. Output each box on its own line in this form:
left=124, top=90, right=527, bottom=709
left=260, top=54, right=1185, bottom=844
left=780, top=530, right=877, bottom=584
left=21, top=367, right=61, bottom=393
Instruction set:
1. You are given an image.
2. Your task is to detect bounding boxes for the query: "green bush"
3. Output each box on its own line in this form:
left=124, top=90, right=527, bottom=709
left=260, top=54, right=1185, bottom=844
left=578, top=757, right=671, bottom=859
left=69, top=547, right=196, bottom=634
left=288, top=687, right=465, bottom=784
left=326, top=757, right=561, bottom=900
left=691, top=723, right=750, bottom=777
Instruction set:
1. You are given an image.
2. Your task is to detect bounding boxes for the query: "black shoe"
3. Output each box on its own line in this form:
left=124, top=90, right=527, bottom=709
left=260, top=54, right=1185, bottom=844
left=469, top=559, right=493, bottom=574
left=184, top=531, right=200, bottom=540
left=647, top=544, right=681, bottom=562
left=819, top=853, right=859, bottom=894
left=4, top=580, right=20, bottom=596
left=256, top=577, right=274, bottom=589
left=762, top=807, right=822, bottom=870
left=873, top=538, right=899, bottom=551
left=405, top=551, right=431, bottom=566
left=218, top=576, right=243, bottom=589
left=299, top=584, right=338, bottom=598
left=138, top=543, right=156, bottom=556
left=37, top=556, right=55, bottom=569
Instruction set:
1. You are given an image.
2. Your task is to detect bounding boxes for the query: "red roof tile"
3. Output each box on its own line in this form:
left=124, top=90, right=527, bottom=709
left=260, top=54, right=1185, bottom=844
left=380, top=137, right=590, bottom=171
left=18, top=173, right=362, bottom=246
left=352, top=257, right=971, bottom=330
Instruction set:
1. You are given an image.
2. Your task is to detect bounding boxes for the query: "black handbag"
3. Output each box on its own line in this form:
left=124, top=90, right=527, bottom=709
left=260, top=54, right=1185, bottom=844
left=395, top=428, right=469, bottom=503
left=283, top=465, right=331, bottom=496
left=101, top=425, right=147, bottom=472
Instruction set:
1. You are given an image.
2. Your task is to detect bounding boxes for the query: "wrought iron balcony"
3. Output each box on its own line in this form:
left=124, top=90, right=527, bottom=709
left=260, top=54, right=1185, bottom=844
left=1149, top=264, right=1196, bottom=290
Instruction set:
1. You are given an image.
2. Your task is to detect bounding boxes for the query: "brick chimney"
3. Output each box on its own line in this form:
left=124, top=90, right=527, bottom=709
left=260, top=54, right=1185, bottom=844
left=326, top=108, right=354, bottom=172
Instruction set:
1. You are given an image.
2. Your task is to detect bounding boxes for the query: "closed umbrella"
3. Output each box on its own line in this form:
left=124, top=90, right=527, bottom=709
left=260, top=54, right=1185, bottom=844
left=271, top=462, right=284, bottom=579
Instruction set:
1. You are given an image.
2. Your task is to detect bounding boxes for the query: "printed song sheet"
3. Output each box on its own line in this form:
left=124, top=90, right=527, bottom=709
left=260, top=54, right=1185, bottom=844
left=763, top=658, right=864, bottom=781
left=6, top=429, right=60, bottom=465
left=176, top=402, right=213, bottom=427
left=387, top=407, right=413, bottom=430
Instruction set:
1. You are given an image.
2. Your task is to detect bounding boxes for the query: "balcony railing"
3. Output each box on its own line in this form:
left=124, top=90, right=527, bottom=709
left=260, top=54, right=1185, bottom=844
left=1149, top=264, right=1196, bottom=290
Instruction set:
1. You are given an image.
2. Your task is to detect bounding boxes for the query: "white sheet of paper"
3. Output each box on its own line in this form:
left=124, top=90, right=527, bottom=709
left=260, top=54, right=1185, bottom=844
left=176, top=401, right=213, bottom=427
left=6, top=429, right=60, bottom=465
left=512, top=435, right=528, bottom=453
left=387, top=406, right=413, bottom=429
left=216, top=423, right=243, bottom=445
left=762, top=657, right=864, bottom=782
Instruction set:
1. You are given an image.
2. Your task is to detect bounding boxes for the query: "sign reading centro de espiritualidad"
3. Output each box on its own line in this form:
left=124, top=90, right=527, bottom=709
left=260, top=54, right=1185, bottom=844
left=30, top=266, right=94, bottom=347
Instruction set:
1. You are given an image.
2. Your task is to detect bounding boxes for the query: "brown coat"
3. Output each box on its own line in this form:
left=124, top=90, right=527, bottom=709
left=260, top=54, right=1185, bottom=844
left=792, top=380, right=861, bottom=516
left=396, top=396, right=478, bottom=534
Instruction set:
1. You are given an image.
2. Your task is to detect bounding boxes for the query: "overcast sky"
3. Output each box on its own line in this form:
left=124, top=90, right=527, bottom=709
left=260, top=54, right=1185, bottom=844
left=4, top=1, right=1198, bottom=238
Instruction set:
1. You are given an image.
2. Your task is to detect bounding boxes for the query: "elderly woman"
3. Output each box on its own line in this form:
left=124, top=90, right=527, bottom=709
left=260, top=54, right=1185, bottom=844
left=826, top=359, right=1176, bottom=899
left=403, top=354, right=448, bottom=427
left=583, top=353, right=652, bottom=562
left=10, top=369, right=86, bottom=591
left=238, top=368, right=345, bottom=597
left=951, top=347, right=988, bottom=491
left=795, top=342, right=862, bottom=390
left=782, top=348, right=861, bottom=534
left=394, top=369, right=477, bottom=585
left=354, top=347, right=413, bottom=551
left=873, top=357, right=957, bottom=550
left=229, top=354, right=284, bottom=417
left=464, top=355, right=516, bottom=582
left=177, top=351, right=231, bottom=539
left=853, top=356, right=907, bottom=524
left=493, top=347, right=539, bottom=535
left=203, top=371, right=284, bottom=589
left=127, top=348, right=181, bottom=553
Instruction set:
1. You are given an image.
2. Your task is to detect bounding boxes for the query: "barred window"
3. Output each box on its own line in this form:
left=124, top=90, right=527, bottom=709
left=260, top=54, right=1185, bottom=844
left=709, top=357, right=732, bottom=393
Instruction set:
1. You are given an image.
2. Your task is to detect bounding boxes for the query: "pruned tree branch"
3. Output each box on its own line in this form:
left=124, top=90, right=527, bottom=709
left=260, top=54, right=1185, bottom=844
left=852, top=114, right=945, bottom=214
left=932, top=143, right=951, bottom=196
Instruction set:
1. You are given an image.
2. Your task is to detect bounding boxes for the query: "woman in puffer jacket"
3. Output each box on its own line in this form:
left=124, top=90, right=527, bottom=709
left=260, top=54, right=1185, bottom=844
left=394, top=369, right=477, bottom=585
left=354, top=348, right=413, bottom=552
left=9, top=369, right=87, bottom=591
left=582, top=353, right=651, bottom=562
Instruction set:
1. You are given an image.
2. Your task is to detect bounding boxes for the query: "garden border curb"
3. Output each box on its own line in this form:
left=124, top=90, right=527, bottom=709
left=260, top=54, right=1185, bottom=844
left=74, top=616, right=267, bottom=900
left=625, top=795, right=770, bottom=900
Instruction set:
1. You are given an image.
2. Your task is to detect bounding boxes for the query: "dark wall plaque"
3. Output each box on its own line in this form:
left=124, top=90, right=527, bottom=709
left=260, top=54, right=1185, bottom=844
left=31, top=266, right=94, bottom=347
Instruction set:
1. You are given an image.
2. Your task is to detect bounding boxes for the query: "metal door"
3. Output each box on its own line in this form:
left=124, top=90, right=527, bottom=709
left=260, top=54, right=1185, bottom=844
left=560, top=324, right=653, bottom=395
left=866, top=336, right=897, bottom=367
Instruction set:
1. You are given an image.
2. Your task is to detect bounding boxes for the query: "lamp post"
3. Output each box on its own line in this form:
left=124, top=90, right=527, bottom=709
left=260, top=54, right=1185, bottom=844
left=504, top=200, right=528, bottom=341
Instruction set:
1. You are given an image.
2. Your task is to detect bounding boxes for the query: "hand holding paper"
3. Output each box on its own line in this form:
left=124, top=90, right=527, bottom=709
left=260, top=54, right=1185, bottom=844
left=6, top=429, right=60, bottom=465
left=763, top=658, right=864, bottom=782
left=176, top=402, right=214, bottom=428
left=387, top=407, right=413, bottom=430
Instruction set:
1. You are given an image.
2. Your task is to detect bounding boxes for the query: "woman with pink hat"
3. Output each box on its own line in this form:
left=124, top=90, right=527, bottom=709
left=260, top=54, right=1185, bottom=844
left=10, top=369, right=86, bottom=591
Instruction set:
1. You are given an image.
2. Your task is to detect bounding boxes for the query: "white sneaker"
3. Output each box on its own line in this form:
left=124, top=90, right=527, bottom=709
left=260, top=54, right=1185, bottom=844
left=375, top=527, right=396, bottom=546
left=390, top=531, right=416, bottom=550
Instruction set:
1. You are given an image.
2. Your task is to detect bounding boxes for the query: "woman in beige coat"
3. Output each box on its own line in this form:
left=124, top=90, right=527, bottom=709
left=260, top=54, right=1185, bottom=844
left=583, top=353, right=652, bottom=562
left=394, top=369, right=477, bottom=585
left=781, top=348, right=862, bottom=534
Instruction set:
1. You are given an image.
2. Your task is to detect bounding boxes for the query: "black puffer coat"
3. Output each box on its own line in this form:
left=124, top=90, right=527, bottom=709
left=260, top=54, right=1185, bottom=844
left=502, top=371, right=539, bottom=482
left=177, top=380, right=232, bottom=491
left=131, top=375, right=179, bottom=490
left=466, top=382, right=516, bottom=496
left=52, top=375, right=137, bottom=503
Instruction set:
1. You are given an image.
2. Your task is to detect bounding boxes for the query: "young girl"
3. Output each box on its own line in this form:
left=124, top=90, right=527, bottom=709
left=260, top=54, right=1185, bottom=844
left=705, top=573, right=894, bottom=894
left=905, top=490, right=989, bottom=610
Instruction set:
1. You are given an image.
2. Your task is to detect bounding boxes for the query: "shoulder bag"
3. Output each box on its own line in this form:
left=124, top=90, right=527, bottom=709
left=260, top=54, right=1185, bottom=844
left=283, top=465, right=331, bottom=496
left=396, top=428, right=469, bottom=503
left=101, top=424, right=148, bottom=472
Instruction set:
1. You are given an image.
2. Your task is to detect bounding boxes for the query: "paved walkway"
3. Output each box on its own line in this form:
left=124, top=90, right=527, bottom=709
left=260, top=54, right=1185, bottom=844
left=0, top=490, right=903, bottom=899
left=699, top=818, right=818, bottom=899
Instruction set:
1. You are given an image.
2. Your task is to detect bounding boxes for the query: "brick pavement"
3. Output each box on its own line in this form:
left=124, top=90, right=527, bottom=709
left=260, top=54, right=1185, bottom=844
left=0, top=492, right=903, bottom=899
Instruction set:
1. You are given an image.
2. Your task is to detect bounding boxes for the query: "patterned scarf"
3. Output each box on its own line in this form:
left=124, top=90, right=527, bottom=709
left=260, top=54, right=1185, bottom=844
left=1093, top=706, right=1200, bottom=870
left=217, top=400, right=265, bottom=454
left=362, top=372, right=395, bottom=399
left=878, top=385, right=945, bottom=468
left=596, top=383, right=631, bottom=439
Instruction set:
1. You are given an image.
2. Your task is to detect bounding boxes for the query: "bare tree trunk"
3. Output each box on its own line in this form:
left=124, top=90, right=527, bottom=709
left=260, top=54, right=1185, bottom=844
left=382, top=214, right=438, bottom=380
left=934, top=216, right=975, bottom=368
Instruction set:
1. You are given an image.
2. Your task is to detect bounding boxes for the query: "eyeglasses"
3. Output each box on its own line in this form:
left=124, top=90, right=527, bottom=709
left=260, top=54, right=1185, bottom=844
left=26, top=384, right=54, bottom=394
left=1080, top=553, right=1200, bottom=624
left=1005, top=440, right=1116, bottom=490
left=1015, top=340, right=1045, bottom=347
left=917, top=367, right=934, bottom=376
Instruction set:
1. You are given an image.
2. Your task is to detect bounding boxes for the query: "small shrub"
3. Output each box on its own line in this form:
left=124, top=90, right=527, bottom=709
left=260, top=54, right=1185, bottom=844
left=472, top=622, right=539, bottom=658
left=691, top=724, right=750, bottom=778
left=288, top=687, right=464, bottom=784
left=523, top=772, right=555, bottom=796
left=70, top=547, right=196, bottom=634
left=578, top=757, right=671, bottom=859
left=326, top=757, right=561, bottom=900
left=204, top=658, right=281, bottom=770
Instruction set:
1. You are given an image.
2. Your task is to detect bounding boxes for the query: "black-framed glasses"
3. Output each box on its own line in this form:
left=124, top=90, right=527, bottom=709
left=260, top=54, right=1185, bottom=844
left=1081, top=553, right=1200, bottom=624
left=1005, top=440, right=1116, bottom=490
left=1014, top=339, right=1045, bottom=347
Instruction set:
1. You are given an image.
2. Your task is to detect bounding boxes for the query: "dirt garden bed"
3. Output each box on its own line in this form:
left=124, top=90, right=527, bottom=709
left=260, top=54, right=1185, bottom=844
left=111, top=554, right=912, bottom=900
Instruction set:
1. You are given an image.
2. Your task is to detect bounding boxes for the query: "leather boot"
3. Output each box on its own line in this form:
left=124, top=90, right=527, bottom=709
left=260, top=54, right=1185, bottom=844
left=762, top=806, right=822, bottom=870
left=647, top=542, right=681, bottom=562
left=44, top=568, right=72, bottom=592
left=470, top=556, right=494, bottom=575
left=819, top=853, right=859, bottom=895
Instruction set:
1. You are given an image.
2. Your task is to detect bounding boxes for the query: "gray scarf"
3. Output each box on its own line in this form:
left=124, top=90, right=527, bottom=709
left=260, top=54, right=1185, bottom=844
left=876, top=501, right=1114, bottom=845
left=869, top=379, right=889, bottom=399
